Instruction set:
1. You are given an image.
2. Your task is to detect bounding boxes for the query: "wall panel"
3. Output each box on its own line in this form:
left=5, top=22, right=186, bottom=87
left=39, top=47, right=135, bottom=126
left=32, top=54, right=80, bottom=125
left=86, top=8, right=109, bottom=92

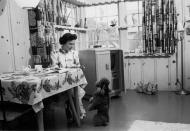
left=9, top=0, right=31, bottom=70
left=0, top=1, right=14, bottom=73
left=0, top=0, right=31, bottom=72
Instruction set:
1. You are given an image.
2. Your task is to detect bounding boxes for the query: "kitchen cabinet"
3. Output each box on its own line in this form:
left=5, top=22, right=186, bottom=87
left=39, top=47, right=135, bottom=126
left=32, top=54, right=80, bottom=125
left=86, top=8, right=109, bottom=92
left=9, top=0, right=31, bottom=70
left=128, top=59, right=142, bottom=89
left=95, top=50, right=112, bottom=82
left=156, top=58, right=169, bottom=90
left=79, top=49, right=112, bottom=98
left=0, top=1, right=14, bottom=73
left=124, top=56, right=177, bottom=91
left=124, top=59, right=129, bottom=91
left=79, top=49, right=124, bottom=98
left=142, top=58, right=155, bottom=84
left=110, top=49, right=124, bottom=96
left=184, top=44, right=190, bottom=90
left=169, top=55, right=177, bottom=91
left=0, top=0, right=31, bottom=73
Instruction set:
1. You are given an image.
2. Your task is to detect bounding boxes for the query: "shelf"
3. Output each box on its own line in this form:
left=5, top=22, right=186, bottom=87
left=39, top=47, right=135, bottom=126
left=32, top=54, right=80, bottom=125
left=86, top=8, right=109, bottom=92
left=118, top=25, right=142, bottom=30
left=124, top=54, right=172, bottom=59
left=118, top=27, right=128, bottom=30
left=53, top=25, right=142, bottom=32
left=119, top=25, right=141, bottom=28
left=54, top=25, right=88, bottom=32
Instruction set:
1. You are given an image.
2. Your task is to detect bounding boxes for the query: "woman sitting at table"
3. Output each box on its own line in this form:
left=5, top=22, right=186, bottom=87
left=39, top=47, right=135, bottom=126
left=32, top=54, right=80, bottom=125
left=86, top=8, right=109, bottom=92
left=50, top=43, right=59, bottom=67
left=51, top=33, right=86, bottom=121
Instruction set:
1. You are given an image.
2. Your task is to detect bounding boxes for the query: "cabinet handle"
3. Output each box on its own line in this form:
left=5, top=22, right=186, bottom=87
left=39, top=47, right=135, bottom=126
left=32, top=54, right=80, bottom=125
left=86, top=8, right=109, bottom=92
left=172, top=60, right=176, bottom=63
left=105, top=64, right=109, bottom=70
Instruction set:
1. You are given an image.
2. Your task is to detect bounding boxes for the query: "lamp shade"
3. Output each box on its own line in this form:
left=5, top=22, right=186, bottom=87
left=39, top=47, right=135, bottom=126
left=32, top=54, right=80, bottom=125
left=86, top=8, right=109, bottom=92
left=14, top=0, right=40, bottom=9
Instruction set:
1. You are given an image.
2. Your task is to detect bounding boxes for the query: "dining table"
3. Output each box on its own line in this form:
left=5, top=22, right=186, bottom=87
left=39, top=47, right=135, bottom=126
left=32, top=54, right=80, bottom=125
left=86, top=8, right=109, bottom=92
left=0, top=68, right=87, bottom=131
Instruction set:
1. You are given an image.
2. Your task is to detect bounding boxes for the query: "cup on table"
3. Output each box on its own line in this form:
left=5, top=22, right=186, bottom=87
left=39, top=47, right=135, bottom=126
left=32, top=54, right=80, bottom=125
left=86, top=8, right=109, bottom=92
left=35, top=65, right=43, bottom=72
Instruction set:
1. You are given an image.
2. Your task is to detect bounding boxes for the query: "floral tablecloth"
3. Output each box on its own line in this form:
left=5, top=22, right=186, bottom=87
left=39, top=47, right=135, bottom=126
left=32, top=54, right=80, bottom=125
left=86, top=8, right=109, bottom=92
left=0, top=68, right=87, bottom=112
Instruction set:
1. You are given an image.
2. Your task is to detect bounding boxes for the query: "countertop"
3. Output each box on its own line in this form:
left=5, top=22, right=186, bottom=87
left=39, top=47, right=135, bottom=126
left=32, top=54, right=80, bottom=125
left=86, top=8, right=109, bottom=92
left=124, top=54, right=172, bottom=59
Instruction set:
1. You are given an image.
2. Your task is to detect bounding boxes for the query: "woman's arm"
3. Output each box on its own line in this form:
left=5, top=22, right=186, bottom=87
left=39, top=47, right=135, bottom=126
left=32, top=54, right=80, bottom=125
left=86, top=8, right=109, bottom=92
left=50, top=52, right=59, bottom=68
left=72, top=51, right=81, bottom=68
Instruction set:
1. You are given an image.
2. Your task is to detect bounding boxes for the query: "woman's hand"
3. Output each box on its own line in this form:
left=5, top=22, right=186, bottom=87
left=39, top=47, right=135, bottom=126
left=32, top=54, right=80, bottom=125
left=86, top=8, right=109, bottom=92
left=50, top=65, right=59, bottom=70
left=67, top=64, right=81, bottom=68
left=89, top=97, right=94, bottom=103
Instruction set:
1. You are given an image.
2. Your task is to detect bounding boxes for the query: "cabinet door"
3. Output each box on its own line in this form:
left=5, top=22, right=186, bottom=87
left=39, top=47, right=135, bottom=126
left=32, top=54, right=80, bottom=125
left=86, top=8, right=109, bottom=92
left=156, top=58, right=169, bottom=90
left=142, top=59, right=155, bottom=84
left=184, top=44, right=190, bottom=90
left=0, top=1, right=14, bottom=73
left=129, top=59, right=142, bottom=89
left=79, top=50, right=97, bottom=96
left=169, top=55, right=177, bottom=91
left=124, top=59, right=129, bottom=90
left=96, top=51, right=112, bottom=89
left=9, top=0, right=31, bottom=70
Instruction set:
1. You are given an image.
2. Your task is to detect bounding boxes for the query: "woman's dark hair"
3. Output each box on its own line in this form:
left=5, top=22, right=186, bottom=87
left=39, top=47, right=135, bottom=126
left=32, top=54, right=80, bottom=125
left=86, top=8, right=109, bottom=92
left=59, top=33, right=77, bottom=45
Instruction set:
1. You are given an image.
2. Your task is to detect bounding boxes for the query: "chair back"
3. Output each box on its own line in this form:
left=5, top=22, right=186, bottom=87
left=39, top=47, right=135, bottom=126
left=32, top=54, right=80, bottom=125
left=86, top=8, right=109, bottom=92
left=0, top=80, right=7, bottom=122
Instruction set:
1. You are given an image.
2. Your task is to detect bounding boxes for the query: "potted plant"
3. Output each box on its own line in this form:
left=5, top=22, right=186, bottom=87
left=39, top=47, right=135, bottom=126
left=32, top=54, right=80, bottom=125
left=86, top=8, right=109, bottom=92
left=110, top=19, right=117, bottom=27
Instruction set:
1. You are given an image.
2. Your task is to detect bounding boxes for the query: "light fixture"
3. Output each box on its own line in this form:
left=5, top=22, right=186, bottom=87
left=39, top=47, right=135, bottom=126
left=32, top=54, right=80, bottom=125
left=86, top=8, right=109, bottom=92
left=14, top=0, right=41, bottom=9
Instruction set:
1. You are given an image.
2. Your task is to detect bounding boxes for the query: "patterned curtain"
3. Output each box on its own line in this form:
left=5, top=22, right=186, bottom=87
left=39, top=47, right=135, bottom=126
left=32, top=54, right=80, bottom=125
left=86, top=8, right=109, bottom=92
left=28, top=0, right=77, bottom=68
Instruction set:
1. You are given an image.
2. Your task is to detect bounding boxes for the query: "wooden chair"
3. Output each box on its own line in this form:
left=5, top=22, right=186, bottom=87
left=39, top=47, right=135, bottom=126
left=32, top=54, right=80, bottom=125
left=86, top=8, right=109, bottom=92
left=0, top=80, right=34, bottom=130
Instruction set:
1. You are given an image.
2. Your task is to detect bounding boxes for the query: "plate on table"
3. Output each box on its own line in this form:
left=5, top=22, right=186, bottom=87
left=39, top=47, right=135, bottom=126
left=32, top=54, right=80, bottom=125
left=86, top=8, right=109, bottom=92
left=12, top=72, right=30, bottom=76
left=50, top=68, right=69, bottom=73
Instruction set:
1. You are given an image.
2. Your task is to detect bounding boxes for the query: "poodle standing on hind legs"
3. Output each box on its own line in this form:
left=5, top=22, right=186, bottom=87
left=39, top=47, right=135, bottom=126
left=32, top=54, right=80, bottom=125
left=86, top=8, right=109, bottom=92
left=88, top=78, right=111, bottom=126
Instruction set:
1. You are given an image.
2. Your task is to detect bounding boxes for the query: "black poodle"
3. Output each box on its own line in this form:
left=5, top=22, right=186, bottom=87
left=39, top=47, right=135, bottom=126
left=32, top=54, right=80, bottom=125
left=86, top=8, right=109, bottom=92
left=88, top=78, right=111, bottom=126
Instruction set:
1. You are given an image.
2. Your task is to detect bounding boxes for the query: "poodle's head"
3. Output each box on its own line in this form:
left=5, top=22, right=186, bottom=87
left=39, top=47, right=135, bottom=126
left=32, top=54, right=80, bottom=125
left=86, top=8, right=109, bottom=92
left=95, top=78, right=111, bottom=95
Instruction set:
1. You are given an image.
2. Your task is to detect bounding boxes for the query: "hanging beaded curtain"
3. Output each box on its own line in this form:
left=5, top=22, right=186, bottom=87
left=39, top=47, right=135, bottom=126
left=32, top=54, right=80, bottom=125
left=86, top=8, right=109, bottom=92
left=77, top=0, right=151, bottom=6
left=28, top=0, right=77, bottom=67
left=142, top=0, right=178, bottom=55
